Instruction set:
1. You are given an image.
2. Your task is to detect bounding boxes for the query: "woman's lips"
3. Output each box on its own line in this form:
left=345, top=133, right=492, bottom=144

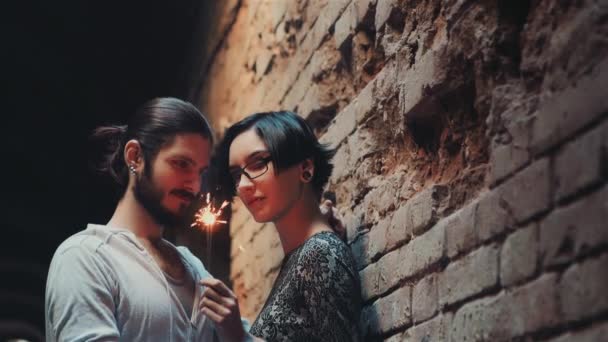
left=247, top=197, right=265, bottom=206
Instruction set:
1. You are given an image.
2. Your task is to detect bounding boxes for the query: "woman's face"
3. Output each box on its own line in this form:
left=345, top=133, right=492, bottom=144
left=228, top=128, right=303, bottom=222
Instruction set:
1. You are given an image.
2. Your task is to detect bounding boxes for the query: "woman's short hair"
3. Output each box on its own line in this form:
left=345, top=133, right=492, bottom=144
left=212, top=111, right=335, bottom=201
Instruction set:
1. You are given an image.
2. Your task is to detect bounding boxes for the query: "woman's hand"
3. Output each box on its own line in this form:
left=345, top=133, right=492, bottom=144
left=199, top=278, right=245, bottom=342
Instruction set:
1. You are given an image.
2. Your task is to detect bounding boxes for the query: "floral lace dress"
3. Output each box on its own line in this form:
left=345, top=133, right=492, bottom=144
left=250, top=231, right=361, bottom=342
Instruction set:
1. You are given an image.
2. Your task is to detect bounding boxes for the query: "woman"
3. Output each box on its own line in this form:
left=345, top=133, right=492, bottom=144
left=199, top=111, right=361, bottom=342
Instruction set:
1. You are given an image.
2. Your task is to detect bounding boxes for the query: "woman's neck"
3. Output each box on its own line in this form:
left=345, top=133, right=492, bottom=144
left=273, top=192, right=332, bottom=255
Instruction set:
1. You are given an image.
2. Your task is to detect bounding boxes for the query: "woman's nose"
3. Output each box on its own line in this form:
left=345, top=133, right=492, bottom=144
left=237, top=173, right=254, bottom=192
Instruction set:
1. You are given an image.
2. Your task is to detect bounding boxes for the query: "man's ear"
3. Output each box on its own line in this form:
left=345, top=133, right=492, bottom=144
left=124, top=139, right=143, bottom=171
left=300, top=158, right=315, bottom=183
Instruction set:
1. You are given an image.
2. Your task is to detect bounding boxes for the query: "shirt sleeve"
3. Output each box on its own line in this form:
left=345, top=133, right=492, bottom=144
left=45, top=245, right=120, bottom=342
left=295, top=240, right=361, bottom=342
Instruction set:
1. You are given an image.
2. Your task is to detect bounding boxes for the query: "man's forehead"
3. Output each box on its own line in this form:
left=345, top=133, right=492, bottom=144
left=160, top=134, right=211, bottom=163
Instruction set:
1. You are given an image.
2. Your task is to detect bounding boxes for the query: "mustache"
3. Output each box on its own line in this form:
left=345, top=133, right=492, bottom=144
left=170, top=189, right=197, bottom=200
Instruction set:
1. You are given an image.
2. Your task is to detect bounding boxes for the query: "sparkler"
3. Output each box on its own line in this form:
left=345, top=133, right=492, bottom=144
left=191, top=193, right=229, bottom=230
left=191, top=193, right=229, bottom=266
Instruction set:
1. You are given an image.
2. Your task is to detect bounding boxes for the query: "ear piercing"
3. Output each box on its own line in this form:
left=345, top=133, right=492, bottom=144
left=128, top=164, right=137, bottom=174
left=303, top=171, right=312, bottom=181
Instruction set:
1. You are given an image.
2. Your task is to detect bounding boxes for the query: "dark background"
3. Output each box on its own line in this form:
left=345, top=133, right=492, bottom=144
left=1, top=1, right=215, bottom=340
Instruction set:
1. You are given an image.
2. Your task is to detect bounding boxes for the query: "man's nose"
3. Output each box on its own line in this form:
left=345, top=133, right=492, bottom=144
left=185, top=172, right=201, bottom=193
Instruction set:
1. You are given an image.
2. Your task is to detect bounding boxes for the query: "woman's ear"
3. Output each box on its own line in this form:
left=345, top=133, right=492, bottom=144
left=300, top=158, right=315, bottom=183
left=124, top=139, right=143, bottom=173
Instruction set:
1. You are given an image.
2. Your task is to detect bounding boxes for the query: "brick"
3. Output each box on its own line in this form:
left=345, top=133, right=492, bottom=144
left=334, top=1, right=357, bottom=50
left=355, top=0, right=376, bottom=23
left=346, top=126, right=382, bottom=163
left=500, top=223, right=538, bottom=287
left=410, top=185, right=448, bottom=236
left=449, top=273, right=560, bottom=341
left=397, top=47, right=449, bottom=119
left=387, top=204, right=410, bottom=251
left=368, top=215, right=390, bottom=260
left=549, top=321, right=608, bottom=342
left=297, top=84, right=320, bottom=119
left=328, top=142, right=353, bottom=183
left=445, top=201, right=478, bottom=258
left=376, top=285, right=412, bottom=334
left=498, top=157, right=551, bottom=223
left=270, top=0, right=287, bottom=30
left=319, top=100, right=357, bottom=147
left=378, top=249, right=401, bottom=294
left=412, top=273, right=438, bottom=323
left=344, top=205, right=365, bottom=244
left=360, top=262, right=381, bottom=301
left=391, top=186, right=448, bottom=244
left=401, top=223, right=446, bottom=279
left=531, top=55, right=608, bottom=155
left=540, top=184, right=608, bottom=267
left=489, top=116, right=534, bottom=184
left=402, top=313, right=452, bottom=342
left=554, top=122, right=604, bottom=201
left=439, top=245, right=499, bottom=306
left=506, top=273, right=562, bottom=335
left=560, top=253, right=608, bottom=322
left=375, top=0, right=399, bottom=32
left=254, top=50, right=274, bottom=81
left=355, top=78, right=375, bottom=123
left=475, top=190, right=514, bottom=242
left=283, top=63, right=314, bottom=111
left=374, top=58, right=398, bottom=100
left=351, top=232, right=372, bottom=269
left=360, top=174, right=402, bottom=223
left=296, top=0, right=350, bottom=72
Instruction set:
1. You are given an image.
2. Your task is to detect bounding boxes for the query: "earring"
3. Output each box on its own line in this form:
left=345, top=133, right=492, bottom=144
left=128, top=164, right=137, bottom=174
left=303, top=171, right=312, bottom=181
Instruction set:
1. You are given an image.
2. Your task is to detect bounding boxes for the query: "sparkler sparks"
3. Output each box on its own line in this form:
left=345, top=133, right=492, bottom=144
left=191, top=193, right=229, bottom=230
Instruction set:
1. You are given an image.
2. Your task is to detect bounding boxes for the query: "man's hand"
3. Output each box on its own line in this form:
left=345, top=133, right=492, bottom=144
left=320, top=199, right=346, bottom=241
left=199, top=278, right=246, bottom=342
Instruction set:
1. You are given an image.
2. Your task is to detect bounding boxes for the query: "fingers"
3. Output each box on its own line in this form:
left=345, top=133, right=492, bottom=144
left=201, top=286, right=227, bottom=306
left=200, top=295, right=230, bottom=316
left=200, top=278, right=234, bottom=298
left=200, top=305, right=223, bottom=323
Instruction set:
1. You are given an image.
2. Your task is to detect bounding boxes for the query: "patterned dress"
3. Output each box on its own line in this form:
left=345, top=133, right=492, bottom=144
left=250, top=231, right=361, bottom=342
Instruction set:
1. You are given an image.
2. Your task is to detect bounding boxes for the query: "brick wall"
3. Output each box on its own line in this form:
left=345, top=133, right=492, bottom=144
left=191, top=0, right=608, bottom=339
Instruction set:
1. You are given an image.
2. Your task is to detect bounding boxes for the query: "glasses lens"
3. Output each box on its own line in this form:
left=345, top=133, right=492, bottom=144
left=245, top=159, right=269, bottom=179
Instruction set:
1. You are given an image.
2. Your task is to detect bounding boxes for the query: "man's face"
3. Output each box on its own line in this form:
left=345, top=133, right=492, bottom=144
left=133, top=133, right=211, bottom=227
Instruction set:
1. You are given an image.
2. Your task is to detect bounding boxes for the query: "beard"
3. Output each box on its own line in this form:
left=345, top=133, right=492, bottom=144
left=133, top=170, right=193, bottom=229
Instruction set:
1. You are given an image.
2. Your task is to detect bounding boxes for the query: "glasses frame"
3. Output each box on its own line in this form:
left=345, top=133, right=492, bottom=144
left=230, top=156, right=273, bottom=188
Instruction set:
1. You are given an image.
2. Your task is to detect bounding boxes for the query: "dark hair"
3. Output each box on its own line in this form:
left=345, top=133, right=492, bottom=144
left=90, top=97, right=213, bottom=188
left=212, top=111, right=335, bottom=201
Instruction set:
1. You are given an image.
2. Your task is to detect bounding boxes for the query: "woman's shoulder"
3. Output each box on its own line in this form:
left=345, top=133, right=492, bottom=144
left=297, top=231, right=355, bottom=269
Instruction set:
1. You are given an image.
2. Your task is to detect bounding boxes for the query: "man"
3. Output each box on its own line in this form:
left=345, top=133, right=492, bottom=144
left=45, top=97, right=237, bottom=341
left=45, top=97, right=343, bottom=341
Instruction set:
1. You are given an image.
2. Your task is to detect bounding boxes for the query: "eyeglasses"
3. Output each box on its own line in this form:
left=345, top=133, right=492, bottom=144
left=229, top=156, right=273, bottom=187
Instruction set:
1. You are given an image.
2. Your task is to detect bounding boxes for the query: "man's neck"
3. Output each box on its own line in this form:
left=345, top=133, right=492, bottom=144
left=108, top=189, right=164, bottom=241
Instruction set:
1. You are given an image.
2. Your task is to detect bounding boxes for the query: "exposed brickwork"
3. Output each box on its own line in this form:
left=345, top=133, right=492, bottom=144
left=194, top=0, right=608, bottom=336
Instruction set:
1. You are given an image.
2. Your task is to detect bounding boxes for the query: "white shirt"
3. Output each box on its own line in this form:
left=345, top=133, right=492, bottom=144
left=45, top=224, right=244, bottom=341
